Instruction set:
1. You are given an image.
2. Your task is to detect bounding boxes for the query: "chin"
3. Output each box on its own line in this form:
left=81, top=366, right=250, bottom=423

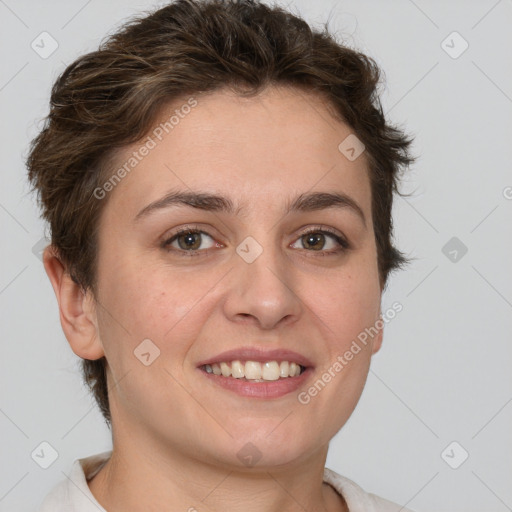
left=211, top=424, right=320, bottom=471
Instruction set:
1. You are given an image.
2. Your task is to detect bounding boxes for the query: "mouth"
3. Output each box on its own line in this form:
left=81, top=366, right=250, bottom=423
left=200, top=360, right=307, bottom=381
left=196, top=348, right=314, bottom=399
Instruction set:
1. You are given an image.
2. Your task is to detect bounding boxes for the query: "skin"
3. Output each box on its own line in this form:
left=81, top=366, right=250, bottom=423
left=44, top=86, right=384, bottom=512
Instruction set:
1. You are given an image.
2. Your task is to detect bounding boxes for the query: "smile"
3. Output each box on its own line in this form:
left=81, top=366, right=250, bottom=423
left=196, top=347, right=314, bottom=398
left=202, top=360, right=305, bottom=381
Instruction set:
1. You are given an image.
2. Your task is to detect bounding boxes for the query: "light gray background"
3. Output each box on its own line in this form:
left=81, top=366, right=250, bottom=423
left=1, top=1, right=511, bottom=511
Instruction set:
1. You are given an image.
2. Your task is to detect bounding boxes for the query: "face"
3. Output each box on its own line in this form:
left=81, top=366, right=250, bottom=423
left=91, top=86, right=383, bottom=470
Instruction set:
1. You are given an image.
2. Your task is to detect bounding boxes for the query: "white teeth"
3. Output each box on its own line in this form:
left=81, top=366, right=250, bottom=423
left=231, top=360, right=245, bottom=379
left=203, top=360, right=304, bottom=380
left=262, top=361, right=280, bottom=381
left=289, top=362, right=299, bottom=377
left=220, top=362, right=231, bottom=377
left=244, top=361, right=261, bottom=380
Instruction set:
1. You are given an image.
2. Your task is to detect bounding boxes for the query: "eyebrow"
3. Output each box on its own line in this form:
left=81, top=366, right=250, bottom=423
left=134, top=190, right=366, bottom=227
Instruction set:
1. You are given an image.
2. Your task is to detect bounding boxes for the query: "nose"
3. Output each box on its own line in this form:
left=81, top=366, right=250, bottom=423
left=222, top=236, right=303, bottom=330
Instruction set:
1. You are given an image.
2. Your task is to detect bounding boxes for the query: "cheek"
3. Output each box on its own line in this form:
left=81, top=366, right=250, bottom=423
left=306, top=269, right=381, bottom=346
left=96, top=259, right=220, bottom=350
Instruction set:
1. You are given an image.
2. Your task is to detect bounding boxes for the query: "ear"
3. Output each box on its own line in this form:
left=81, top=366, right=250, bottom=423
left=371, top=311, right=384, bottom=355
left=43, top=246, right=105, bottom=360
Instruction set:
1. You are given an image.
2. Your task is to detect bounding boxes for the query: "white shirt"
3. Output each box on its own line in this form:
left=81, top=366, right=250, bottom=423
left=37, top=451, right=416, bottom=511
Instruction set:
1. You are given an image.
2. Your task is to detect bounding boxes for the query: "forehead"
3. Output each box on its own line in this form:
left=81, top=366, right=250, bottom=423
left=102, top=86, right=371, bottom=220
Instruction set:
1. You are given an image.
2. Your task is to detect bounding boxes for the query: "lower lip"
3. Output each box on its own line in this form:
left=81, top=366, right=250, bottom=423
left=199, top=367, right=313, bottom=399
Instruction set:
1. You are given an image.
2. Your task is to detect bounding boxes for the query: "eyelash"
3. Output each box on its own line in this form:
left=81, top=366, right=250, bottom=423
left=161, top=225, right=350, bottom=257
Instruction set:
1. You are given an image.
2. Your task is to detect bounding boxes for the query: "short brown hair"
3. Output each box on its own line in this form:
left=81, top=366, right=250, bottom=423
left=26, top=0, right=415, bottom=426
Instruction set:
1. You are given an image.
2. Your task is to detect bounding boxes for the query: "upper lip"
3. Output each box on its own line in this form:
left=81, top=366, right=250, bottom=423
left=196, top=347, right=314, bottom=368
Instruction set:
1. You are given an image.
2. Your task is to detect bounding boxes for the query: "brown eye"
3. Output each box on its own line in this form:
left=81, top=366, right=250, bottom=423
left=291, top=229, right=348, bottom=254
left=176, top=231, right=202, bottom=250
left=163, top=230, right=216, bottom=254
left=301, top=232, right=326, bottom=251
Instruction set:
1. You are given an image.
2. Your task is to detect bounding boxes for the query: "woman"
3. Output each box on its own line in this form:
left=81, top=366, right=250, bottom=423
left=27, top=0, right=416, bottom=510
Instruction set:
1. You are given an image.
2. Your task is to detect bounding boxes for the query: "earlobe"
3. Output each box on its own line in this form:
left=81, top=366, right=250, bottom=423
left=43, top=246, right=105, bottom=360
left=371, top=313, right=384, bottom=355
